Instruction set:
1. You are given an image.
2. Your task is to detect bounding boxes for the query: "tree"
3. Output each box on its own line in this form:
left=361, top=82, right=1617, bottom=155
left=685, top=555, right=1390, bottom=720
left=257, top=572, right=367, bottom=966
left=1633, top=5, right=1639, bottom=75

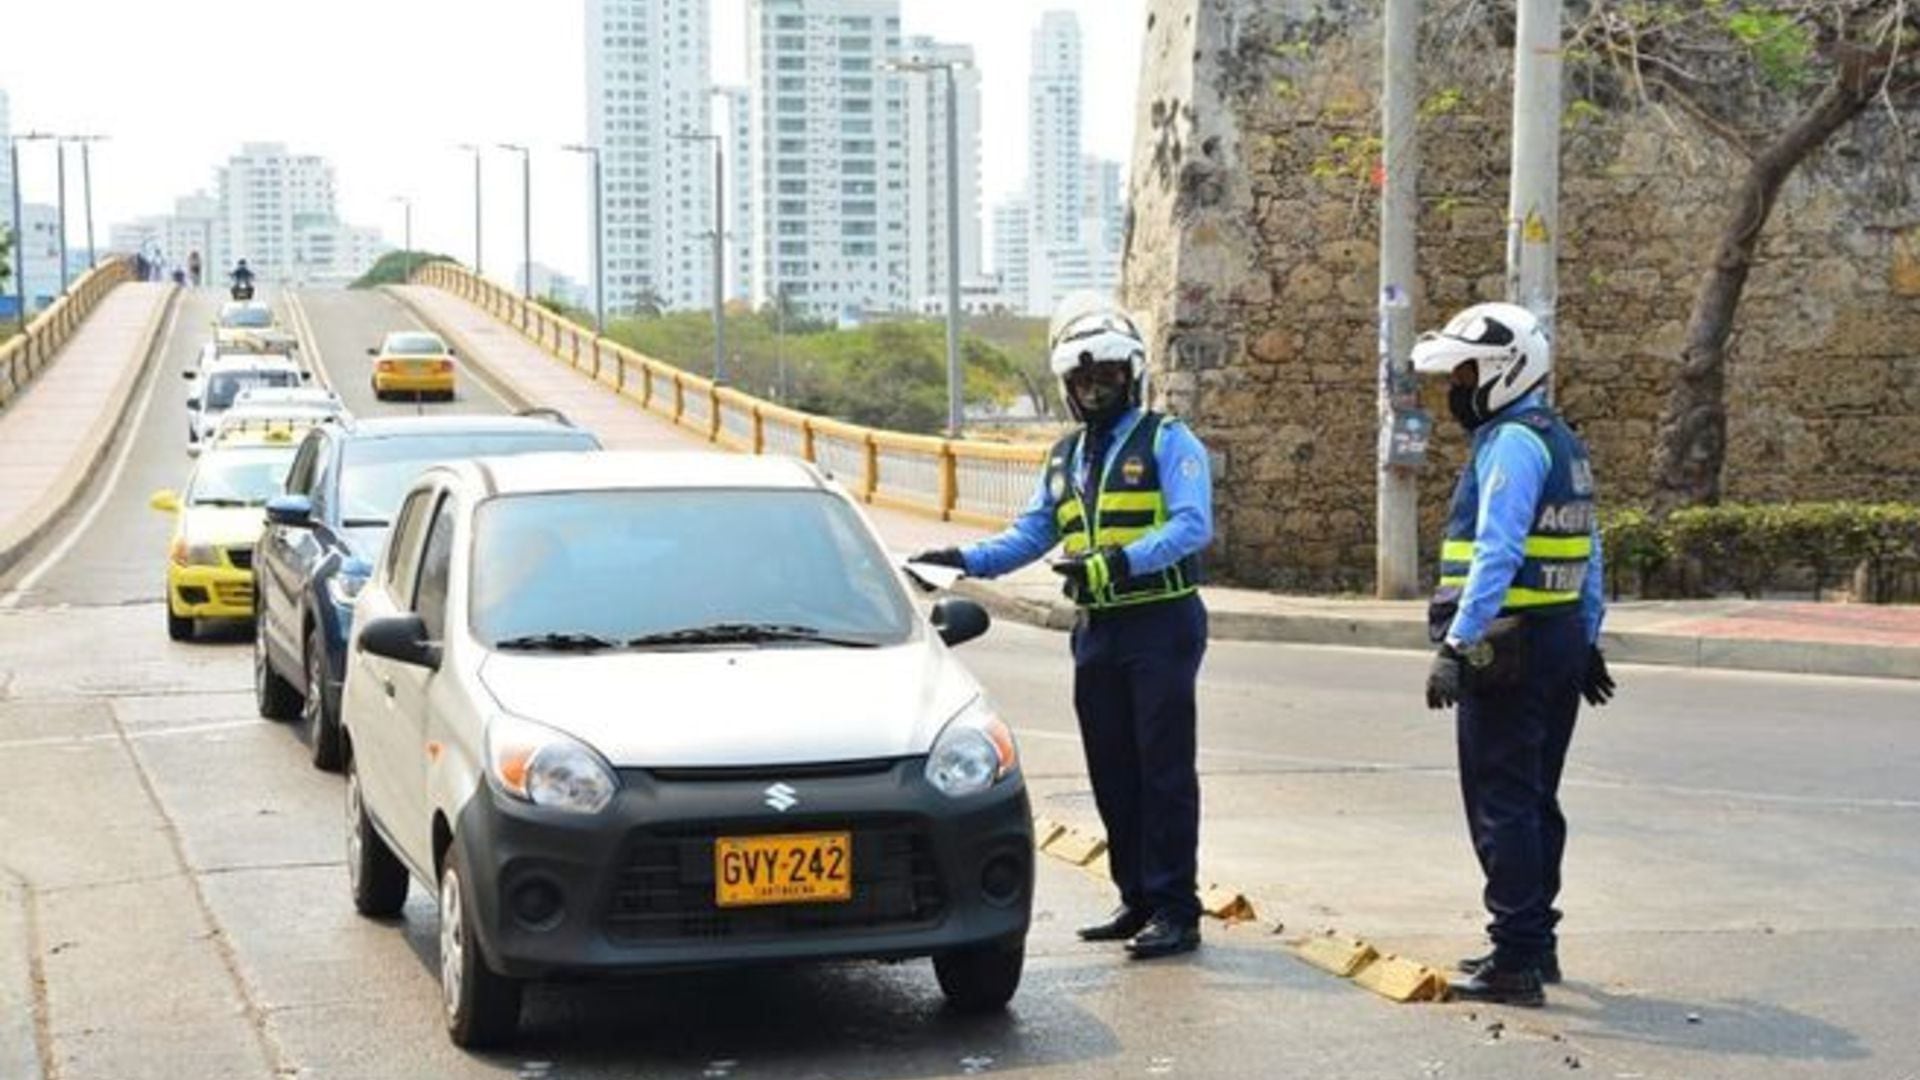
left=1560, top=1, right=1920, bottom=508
left=0, top=229, right=11, bottom=295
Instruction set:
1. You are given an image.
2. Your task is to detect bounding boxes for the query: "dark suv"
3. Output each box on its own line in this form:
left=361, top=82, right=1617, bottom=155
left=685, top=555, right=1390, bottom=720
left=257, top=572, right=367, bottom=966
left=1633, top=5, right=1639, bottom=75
left=253, top=413, right=601, bottom=769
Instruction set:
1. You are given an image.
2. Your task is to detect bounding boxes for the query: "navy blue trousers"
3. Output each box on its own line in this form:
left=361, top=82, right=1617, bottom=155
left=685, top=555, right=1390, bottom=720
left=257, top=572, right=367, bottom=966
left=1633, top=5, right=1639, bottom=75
left=1456, top=613, right=1586, bottom=963
left=1070, top=594, right=1207, bottom=924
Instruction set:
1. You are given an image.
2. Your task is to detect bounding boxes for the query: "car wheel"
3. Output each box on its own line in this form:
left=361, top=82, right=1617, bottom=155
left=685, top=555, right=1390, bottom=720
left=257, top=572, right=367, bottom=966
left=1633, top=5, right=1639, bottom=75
left=254, top=611, right=303, bottom=721
left=933, top=938, right=1025, bottom=1013
left=306, top=625, right=344, bottom=772
left=166, top=600, right=194, bottom=642
left=440, top=845, right=523, bottom=1048
left=346, top=756, right=408, bottom=917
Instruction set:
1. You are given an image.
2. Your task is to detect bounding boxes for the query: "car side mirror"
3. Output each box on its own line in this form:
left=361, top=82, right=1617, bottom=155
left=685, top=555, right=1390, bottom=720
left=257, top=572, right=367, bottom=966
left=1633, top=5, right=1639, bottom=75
left=931, top=596, right=990, bottom=647
left=186, top=396, right=201, bottom=410
left=359, top=613, right=441, bottom=670
left=265, top=493, right=313, bottom=527
left=366, top=346, right=379, bottom=356
left=300, top=370, right=313, bottom=381
left=149, top=489, right=181, bottom=514
left=181, top=369, right=198, bottom=379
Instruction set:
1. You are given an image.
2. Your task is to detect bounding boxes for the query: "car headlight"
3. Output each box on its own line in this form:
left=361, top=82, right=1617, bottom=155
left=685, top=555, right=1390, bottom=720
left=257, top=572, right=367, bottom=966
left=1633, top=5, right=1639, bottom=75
left=325, top=571, right=367, bottom=608
left=925, top=698, right=1018, bottom=798
left=169, top=537, right=222, bottom=567
left=486, top=714, right=617, bottom=814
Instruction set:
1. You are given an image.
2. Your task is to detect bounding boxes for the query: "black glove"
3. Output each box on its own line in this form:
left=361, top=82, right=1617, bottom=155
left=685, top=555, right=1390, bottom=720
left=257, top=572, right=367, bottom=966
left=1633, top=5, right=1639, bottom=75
left=1580, top=646, right=1616, bottom=707
left=1426, top=644, right=1465, bottom=710
left=1050, top=546, right=1129, bottom=593
left=910, top=548, right=967, bottom=571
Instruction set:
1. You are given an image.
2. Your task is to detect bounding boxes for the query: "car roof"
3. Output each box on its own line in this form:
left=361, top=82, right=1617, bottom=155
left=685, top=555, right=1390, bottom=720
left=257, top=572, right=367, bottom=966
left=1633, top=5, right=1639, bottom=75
left=328, top=414, right=596, bottom=440
left=206, top=353, right=299, bottom=372
left=456, top=450, right=828, bottom=496
left=233, top=387, right=338, bottom=404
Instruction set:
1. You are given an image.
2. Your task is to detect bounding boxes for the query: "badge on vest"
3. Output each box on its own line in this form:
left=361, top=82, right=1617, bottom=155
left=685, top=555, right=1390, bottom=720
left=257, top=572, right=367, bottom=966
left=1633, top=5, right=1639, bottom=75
left=1121, top=456, right=1147, bottom=485
left=1048, top=471, right=1067, bottom=501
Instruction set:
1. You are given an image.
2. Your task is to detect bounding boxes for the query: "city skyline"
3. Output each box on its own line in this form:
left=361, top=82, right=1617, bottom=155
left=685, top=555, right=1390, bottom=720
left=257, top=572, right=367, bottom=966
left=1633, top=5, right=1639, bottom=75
left=2, top=0, right=1144, bottom=300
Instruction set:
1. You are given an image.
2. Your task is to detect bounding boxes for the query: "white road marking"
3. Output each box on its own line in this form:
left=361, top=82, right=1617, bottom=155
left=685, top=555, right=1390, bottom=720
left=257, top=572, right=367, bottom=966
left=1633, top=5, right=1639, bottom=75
left=0, top=294, right=186, bottom=610
left=0, top=719, right=264, bottom=752
left=282, top=289, right=331, bottom=393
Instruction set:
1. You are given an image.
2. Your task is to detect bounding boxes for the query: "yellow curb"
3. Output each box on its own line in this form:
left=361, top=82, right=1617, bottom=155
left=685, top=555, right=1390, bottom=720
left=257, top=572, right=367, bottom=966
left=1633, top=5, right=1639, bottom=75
left=1031, top=817, right=1067, bottom=852
left=1351, top=954, right=1451, bottom=1003
left=1291, top=932, right=1379, bottom=978
left=1200, top=885, right=1257, bottom=924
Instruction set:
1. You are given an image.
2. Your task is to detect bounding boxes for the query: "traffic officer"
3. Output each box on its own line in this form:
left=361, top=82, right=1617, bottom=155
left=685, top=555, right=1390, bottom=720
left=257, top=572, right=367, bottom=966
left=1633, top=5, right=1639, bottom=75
left=913, top=294, right=1213, bottom=960
left=1412, top=302, right=1615, bottom=1006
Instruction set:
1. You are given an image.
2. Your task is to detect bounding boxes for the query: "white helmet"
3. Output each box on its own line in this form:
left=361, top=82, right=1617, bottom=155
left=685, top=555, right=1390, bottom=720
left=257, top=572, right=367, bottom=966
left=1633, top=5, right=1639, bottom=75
left=1411, top=301, right=1552, bottom=423
left=1048, top=293, right=1147, bottom=423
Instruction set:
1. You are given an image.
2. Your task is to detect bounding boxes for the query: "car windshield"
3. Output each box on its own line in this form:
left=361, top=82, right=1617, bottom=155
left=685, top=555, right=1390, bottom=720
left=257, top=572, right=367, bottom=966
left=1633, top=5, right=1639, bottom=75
left=336, top=431, right=596, bottom=526
left=204, top=369, right=301, bottom=410
left=469, top=489, right=914, bottom=648
left=186, top=447, right=295, bottom=507
left=384, top=333, right=446, bottom=356
left=219, top=305, right=273, bottom=329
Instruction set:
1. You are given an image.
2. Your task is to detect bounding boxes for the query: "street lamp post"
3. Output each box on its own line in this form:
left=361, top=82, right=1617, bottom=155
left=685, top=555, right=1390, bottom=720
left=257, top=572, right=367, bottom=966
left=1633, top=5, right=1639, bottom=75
left=54, top=139, right=68, bottom=294
left=392, top=196, right=413, bottom=282
left=561, top=143, right=605, bottom=334
left=672, top=131, right=726, bottom=384
left=497, top=143, right=531, bottom=298
left=456, top=143, right=483, bottom=274
left=9, top=132, right=56, bottom=325
left=881, top=56, right=970, bottom=437
left=66, top=136, right=105, bottom=272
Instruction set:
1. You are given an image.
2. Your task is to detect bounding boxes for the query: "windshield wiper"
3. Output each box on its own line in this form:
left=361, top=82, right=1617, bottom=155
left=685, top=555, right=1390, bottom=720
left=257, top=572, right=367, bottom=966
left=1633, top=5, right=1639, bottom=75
left=341, top=518, right=389, bottom=528
left=190, top=497, right=253, bottom=508
left=625, top=622, right=877, bottom=649
left=493, top=632, right=620, bottom=652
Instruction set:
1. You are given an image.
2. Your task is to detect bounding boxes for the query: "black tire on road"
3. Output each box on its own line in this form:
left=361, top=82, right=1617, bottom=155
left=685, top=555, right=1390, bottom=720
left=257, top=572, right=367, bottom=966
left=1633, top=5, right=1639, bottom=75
left=933, top=938, right=1025, bottom=1013
left=167, top=602, right=194, bottom=642
left=440, top=845, right=523, bottom=1048
left=254, top=609, right=302, bottom=721
left=346, top=756, right=409, bottom=918
left=306, top=624, right=344, bottom=772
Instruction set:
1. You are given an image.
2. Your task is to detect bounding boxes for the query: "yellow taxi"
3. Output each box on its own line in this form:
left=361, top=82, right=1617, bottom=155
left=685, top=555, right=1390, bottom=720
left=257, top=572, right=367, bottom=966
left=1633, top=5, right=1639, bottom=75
left=151, top=429, right=300, bottom=641
left=368, top=330, right=457, bottom=401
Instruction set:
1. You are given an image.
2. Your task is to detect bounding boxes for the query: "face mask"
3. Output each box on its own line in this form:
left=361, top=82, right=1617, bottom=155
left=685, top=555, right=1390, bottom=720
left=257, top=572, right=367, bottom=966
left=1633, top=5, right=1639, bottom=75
left=1068, top=366, right=1132, bottom=424
left=1449, top=383, right=1485, bottom=432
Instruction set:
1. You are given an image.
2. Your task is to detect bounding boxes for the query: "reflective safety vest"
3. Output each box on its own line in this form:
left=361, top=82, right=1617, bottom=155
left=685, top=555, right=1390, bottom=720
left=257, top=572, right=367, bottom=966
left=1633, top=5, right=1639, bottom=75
left=1048, top=412, right=1202, bottom=610
left=1434, top=407, right=1595, bottom=619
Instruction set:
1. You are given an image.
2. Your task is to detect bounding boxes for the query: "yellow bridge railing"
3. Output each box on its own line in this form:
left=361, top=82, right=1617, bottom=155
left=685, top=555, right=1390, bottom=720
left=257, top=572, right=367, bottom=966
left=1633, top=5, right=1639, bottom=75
left=412, top=261, right=1048, bottom=527
left=0, top=256, right=134, bottom=412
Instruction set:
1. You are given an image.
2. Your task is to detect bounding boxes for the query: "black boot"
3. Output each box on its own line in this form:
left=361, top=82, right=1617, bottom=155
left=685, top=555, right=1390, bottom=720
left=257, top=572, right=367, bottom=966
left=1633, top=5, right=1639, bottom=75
left=1449, top=961, right=1546, bottom=1007
left=1077, top=905, right=1151, bottom=942
left=1459, top=949, right=1560, bottom=984
left=1125, top=915, right=1200, bottom=960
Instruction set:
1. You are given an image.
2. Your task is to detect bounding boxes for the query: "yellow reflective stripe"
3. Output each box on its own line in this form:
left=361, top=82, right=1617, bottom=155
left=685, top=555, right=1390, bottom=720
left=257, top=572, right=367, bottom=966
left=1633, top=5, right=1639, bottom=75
left=1502, top=587, right=1581, bottom=608
left=1099, top=491, right=1161, bottom=513
left=1440, top=536, right=1592, bottom=562
left=1441, top=540, right=1474, bottom=562
left=1098, top=526, right=1153, bottom=546
left=1438, top=575, right=1468, bottom=587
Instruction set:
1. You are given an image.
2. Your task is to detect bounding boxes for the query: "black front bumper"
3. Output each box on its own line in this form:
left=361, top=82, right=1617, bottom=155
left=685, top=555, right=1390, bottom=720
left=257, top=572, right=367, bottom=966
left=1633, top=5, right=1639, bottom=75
left=453, top=758, right=1032, bottom=980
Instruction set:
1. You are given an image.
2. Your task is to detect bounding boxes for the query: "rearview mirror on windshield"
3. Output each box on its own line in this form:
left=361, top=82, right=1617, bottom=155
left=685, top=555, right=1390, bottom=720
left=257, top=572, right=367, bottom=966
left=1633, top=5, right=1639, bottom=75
left=930, top=597, right=990, bottom=648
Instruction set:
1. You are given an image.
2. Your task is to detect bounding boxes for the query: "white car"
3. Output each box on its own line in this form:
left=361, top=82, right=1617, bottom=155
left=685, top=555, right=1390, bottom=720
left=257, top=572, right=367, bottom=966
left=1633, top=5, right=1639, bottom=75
left=341, top=451, right=1029, bottom=1047
left=185, top=354, right=309, bottom=454
left=211, top=387, right=347, bottom=443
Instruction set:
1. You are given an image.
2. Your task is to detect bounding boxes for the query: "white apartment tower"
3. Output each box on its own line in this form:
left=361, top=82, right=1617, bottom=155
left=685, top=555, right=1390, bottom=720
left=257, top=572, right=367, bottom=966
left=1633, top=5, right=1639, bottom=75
left=991, top=196, right=1029, bottom=309
left=587, top=0, right=715, bottom=314
left=900, top=37, right=982, bottom=311
left=217, top=143, right=335, bottom=283
left=0, top=87, right=12, bottom=252
left=748, top=0, right=907, bottom=321
left=718, top=84, right=755, bottom=304
left=1026, top=10, right=1083, bottom=313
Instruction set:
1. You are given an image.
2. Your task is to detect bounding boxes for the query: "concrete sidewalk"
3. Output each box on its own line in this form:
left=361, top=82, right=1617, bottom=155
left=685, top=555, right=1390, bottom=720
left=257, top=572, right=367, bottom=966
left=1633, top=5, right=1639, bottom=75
left=0, top=284, right=175, bottom=579
left=391, top=284, right=1920, bottom=682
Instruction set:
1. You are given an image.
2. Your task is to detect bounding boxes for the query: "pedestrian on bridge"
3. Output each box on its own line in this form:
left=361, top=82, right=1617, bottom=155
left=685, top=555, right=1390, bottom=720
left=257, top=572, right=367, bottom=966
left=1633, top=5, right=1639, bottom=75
left=913, top=295, right=1214, bottom=961
left=1414, top=302, right=1616, bottom=1007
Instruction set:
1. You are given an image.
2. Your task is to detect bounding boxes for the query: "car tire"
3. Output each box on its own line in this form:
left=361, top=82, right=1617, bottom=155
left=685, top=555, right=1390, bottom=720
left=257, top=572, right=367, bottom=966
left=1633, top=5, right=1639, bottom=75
left=346, top=756, right=408, bottom=918
left=933, top=938, right=1025, bottom=1013
left=254, top=610, right=303, bottom=721
left=166, top=602, right=194, bottom=642
left=440, top=845, right=523, bottom=1048
left=306, top=624, right=344, bottom=772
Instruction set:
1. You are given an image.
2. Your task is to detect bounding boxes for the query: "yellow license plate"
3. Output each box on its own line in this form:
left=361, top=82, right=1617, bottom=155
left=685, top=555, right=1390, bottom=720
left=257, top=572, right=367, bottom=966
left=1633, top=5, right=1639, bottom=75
left=714, top=832, right=852, bottom=907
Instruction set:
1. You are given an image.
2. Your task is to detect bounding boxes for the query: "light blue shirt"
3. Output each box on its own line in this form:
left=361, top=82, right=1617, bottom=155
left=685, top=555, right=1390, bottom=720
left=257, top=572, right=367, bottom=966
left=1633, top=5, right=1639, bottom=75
left=962, top=407, right=1214, bottom=580
left=1446, top=391, right=1607, bottom=649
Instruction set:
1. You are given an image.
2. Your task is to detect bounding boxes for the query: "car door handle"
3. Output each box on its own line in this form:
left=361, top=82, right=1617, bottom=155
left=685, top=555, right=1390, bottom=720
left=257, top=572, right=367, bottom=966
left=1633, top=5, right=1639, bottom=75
left=382, top=677, right=395, bottom=699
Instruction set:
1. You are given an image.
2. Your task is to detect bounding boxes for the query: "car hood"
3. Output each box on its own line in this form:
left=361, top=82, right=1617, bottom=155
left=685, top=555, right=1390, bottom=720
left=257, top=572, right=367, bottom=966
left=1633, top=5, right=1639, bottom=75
left=476, top=637, right=980, bottom=768
left=182, top=506, right=265, bottom=546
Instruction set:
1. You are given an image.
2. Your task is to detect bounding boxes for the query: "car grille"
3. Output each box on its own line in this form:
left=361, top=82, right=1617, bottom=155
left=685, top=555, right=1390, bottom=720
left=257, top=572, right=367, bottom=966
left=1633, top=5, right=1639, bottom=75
left=224, top=546, right=253, bottom=571
left=213, top=581, right=253, bottom=607
left=603, top=818, right=945, bottom=943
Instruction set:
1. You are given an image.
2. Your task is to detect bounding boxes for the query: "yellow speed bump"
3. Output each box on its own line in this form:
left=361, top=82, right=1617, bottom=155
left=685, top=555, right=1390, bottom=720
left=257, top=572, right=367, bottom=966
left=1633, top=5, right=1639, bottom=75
left=1200, top=885, right=1257, bottom=924
left=1045, top=828, right=1109, bottom=867
left=1351, top=954, right=1451, bottom=1003
left=1292, top=932, right=1378, bottom=977
left=1031, top=817, right=1068, bottom=851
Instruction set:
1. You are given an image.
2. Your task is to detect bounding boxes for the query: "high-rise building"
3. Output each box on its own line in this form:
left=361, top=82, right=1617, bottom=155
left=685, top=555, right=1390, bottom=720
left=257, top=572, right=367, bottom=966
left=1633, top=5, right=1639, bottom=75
left=991, top=196, right=1030, bottom=308
left=900, top=36, right=982, bottom=311
left=718, top=84, right=755, bottom=304
left=587, top=0, right=714, bottom=315
left=216, top=143, right=335, bottom=283
left=1026, top=10, right=1082, bottom=313
left=748, top=0, right=907, bottom=322
left=1083, top=156, right=1124, bottom=255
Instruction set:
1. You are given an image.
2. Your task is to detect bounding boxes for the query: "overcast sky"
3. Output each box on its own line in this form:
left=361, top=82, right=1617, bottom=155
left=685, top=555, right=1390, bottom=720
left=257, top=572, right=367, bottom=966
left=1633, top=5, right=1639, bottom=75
left=2, top=0, right=1144, bottom=285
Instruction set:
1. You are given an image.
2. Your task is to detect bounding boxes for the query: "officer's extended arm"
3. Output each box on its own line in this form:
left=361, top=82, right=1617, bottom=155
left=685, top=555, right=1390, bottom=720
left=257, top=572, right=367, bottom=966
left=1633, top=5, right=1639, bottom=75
left=1122, top=420, right=1213, bottom=575
left=959, top=469, right=1061, bottom=579
left=1581, top=518, right=1606, bottom=645
left=1446, top=426, right=1551, bottom=648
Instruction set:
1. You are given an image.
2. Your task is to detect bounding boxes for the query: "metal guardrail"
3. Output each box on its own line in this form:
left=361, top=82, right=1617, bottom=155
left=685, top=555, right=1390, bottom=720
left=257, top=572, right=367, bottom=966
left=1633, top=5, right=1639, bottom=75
left=0, top=257, right=134, bottom=412
left=412, top=261, right=1048, bottom=527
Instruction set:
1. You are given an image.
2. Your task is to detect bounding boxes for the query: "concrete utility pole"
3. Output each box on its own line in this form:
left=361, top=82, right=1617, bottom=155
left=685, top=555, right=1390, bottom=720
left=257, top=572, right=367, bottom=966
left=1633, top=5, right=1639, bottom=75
left=1376, top=0, right=1423, bottom=599
left=498, top=143, right=531, bottom=298
left=54, top=140, right=68, bottom=294
left=457, top=143, right=484, bottom=274
left=1508, top=0, right=1563, bottom=391
left=561, top=144, right=605, bottom=334
left=10, top=132, right=55, bottom=322
left=673, top=131, right=726, bottom=384
left=392, top=196, right=413, bottom=281
left=69, top=136, right=104, bottom=271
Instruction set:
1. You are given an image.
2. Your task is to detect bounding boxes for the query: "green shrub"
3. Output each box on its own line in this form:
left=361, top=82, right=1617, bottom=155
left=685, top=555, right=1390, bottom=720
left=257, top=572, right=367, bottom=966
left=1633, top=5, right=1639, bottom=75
left=1600, top=509, right=1669, bottom=599
left=1608, top=502, right=1920, bottom=603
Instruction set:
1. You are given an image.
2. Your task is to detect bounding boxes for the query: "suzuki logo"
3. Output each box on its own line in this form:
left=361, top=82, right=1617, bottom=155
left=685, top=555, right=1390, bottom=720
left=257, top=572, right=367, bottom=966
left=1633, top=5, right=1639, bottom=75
left=763, top=783, right=799, bottom=813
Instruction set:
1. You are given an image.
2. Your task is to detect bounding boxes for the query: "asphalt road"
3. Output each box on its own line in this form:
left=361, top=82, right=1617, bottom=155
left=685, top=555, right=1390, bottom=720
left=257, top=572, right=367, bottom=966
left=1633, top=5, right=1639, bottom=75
left=0, top=287, right=1915, bottom=1079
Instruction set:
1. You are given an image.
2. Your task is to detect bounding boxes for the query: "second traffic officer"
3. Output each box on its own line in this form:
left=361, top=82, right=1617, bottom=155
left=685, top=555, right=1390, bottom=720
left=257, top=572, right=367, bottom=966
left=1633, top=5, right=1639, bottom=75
left=913, top=295, right=1214, bottom=959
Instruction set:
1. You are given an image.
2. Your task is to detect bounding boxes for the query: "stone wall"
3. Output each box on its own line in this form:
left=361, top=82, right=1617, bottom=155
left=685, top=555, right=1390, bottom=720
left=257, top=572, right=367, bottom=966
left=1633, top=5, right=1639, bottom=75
left=1124, top=0, right=1920, bottom=592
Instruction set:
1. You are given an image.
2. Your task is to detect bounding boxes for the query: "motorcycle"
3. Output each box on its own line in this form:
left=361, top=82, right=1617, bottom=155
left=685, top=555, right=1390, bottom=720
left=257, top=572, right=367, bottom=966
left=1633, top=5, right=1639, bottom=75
left=230, top=280, right=255, bottom=301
